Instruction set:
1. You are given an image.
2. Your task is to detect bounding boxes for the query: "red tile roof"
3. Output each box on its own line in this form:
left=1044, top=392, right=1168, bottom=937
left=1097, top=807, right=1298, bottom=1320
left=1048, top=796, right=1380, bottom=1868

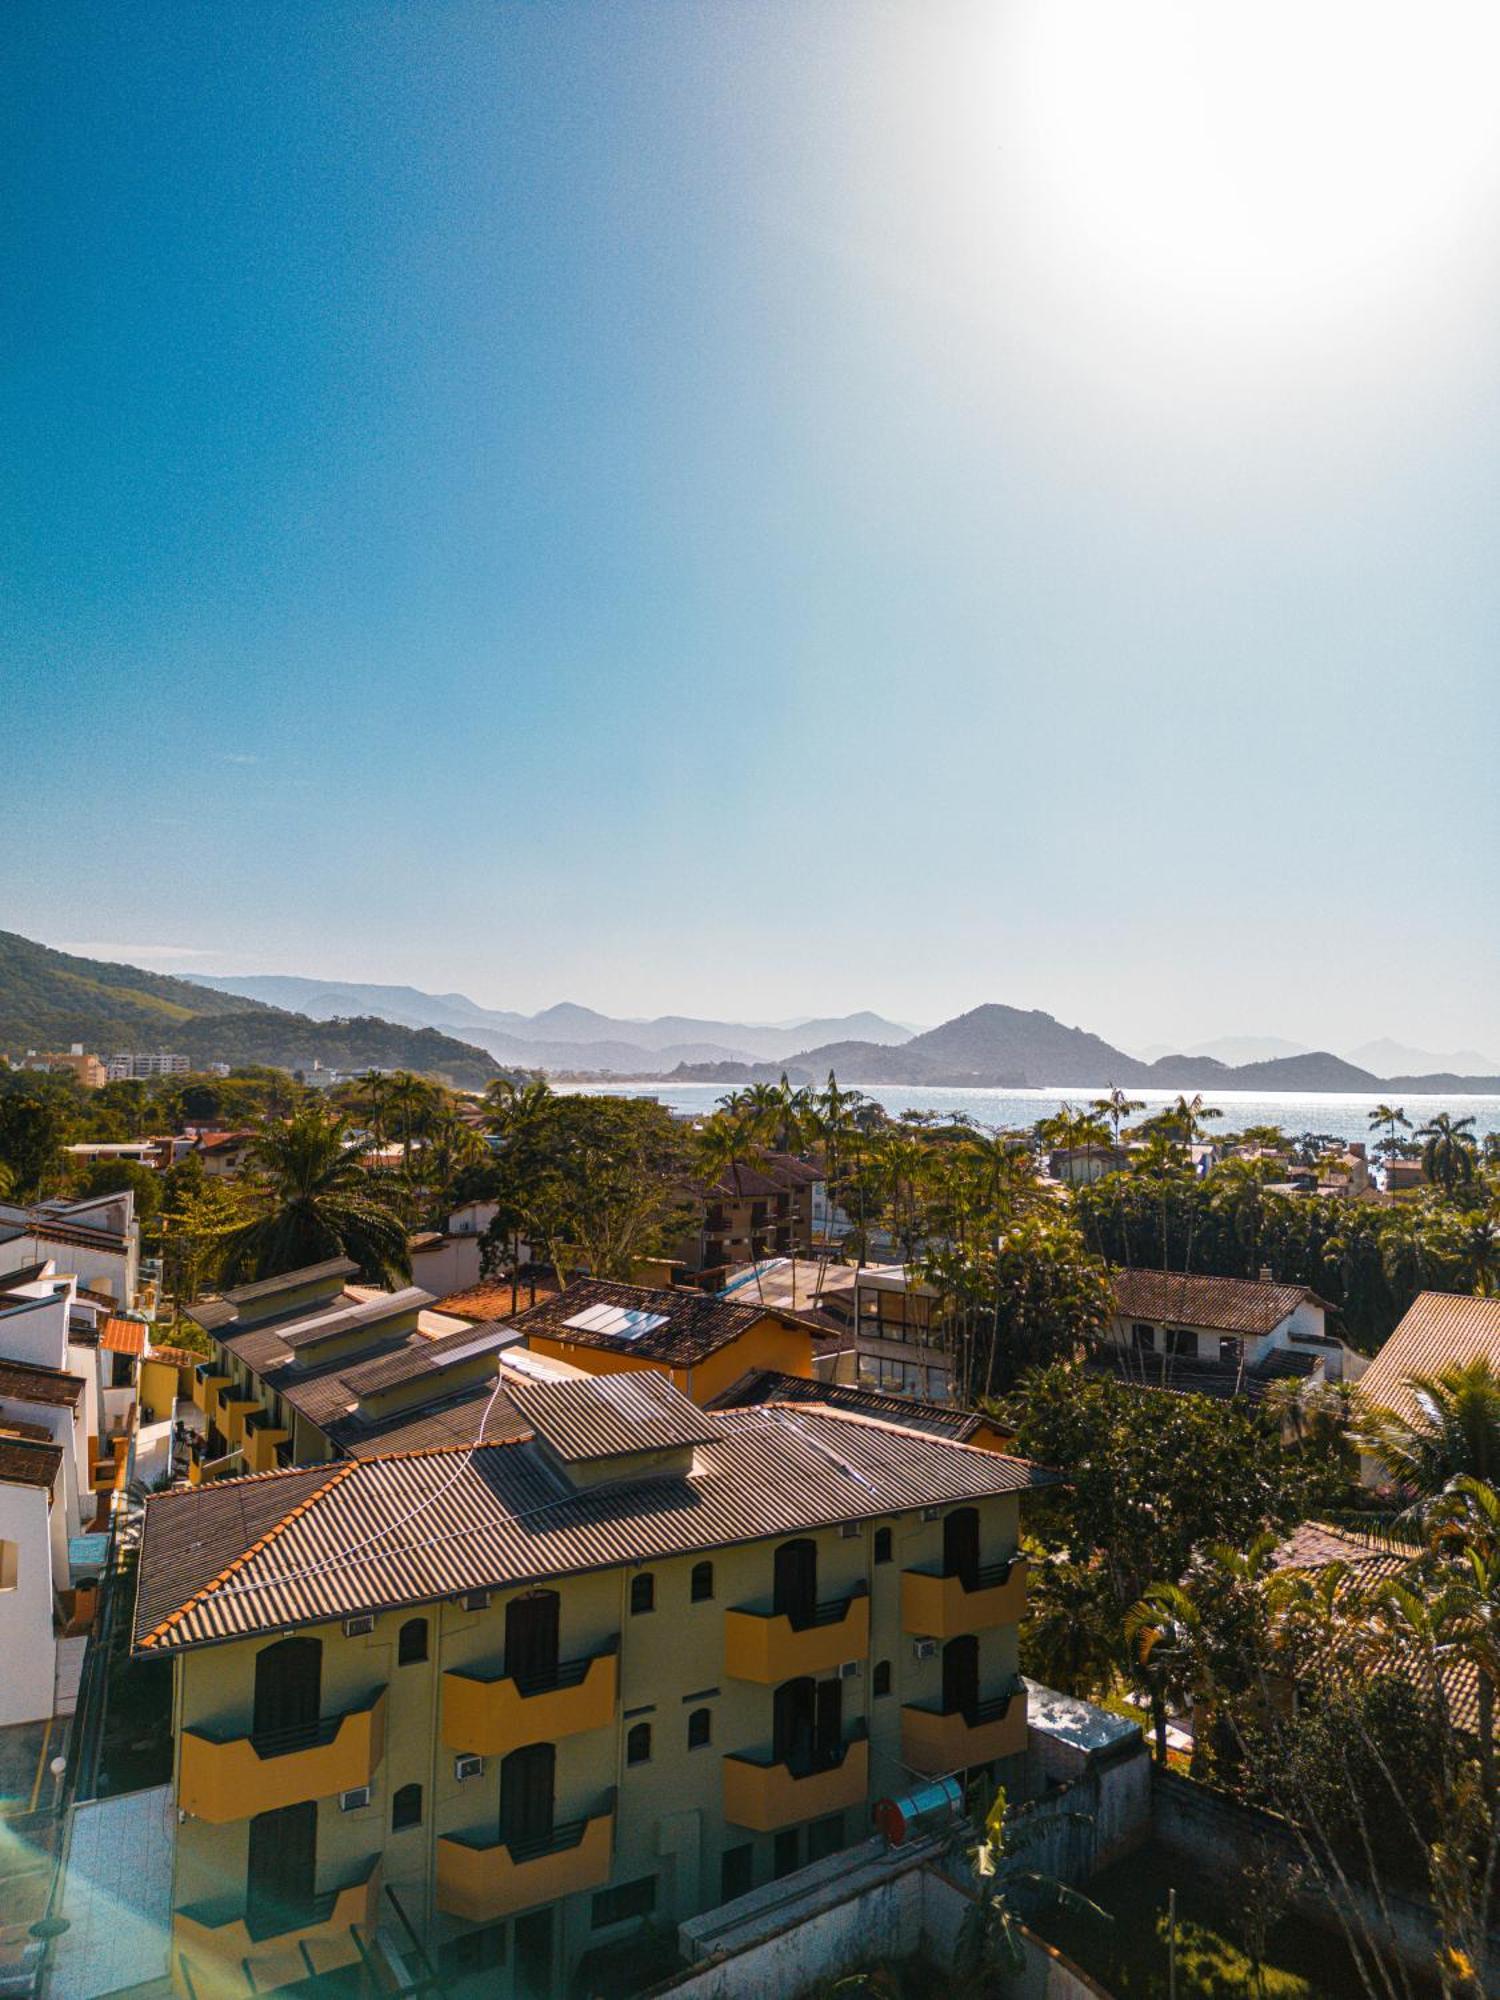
left=101, top=1318, right=148, bottom=1358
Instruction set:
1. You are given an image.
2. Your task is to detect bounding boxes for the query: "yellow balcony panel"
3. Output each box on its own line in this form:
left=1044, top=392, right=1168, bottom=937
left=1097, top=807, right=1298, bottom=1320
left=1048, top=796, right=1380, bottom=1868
left=242, top=1418, right=290, bottom=1475
left=171, top=1858, right=380, bottom=2000
left=435, top=1802, right=614, bottom=1923
left=442, top=1645, right=618, bottom=1756
left=900, top=1690, right=1027, bottom=1775
left=179, top=1689, right=386, bottom=1824
left=900, top=1555, right=1028, bottom=1639
left=193, top=1367, right=230, bottom=1417
left=722, top=1736, right=869, bottom=1833
left=723, top=1589, right=870, bottom=1684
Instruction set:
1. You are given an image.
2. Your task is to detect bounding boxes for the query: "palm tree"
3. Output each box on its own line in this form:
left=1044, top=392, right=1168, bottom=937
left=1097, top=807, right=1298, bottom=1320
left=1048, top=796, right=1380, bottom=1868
left=1353, top=1358, right=1500, bottom=1495
left=1092, top=1086, right=1145, bottom=1152
left=350, top=1069, right=395, bottom=1142
left=1169, top=1092, right=1223, bottom=1164
left=223, top=1106, right=410, bottom=1286
left=384, top=1071, right=437, bottom=1172
left=1368, top=1102, right=1410, bottom=1163
left=1416, top=1113, right=1479, bottom=1193
left=1425, top=1476, right=1500, bottom=1805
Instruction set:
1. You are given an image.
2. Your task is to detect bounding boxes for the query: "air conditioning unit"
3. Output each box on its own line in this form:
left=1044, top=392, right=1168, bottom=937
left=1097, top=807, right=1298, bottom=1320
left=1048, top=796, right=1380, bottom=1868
left=838, top=1660, right=861, bottom=1679
left=913, top=1638, right=939, bottom=1661
left=339, top=1786, right=371, bottom=1812
left=838, top=1522, right=862, bottom=1540
left=921, top=1505, right=943, bottom=1523
left=342, top=1614, right=375, bottom=1638
left=459, top=1589, right=489, bottom=1613
left=454, top=1754, right=484, bottom=1782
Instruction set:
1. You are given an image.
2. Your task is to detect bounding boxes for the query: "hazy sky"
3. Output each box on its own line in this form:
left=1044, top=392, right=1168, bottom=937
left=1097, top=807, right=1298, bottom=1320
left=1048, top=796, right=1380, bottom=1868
left=5, top=1, right=1497, bottom=1052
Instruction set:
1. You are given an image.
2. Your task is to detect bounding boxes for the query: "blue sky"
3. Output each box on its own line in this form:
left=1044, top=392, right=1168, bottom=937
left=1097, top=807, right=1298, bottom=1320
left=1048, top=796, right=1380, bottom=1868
left=4, top=2, right=1496, bottom=1051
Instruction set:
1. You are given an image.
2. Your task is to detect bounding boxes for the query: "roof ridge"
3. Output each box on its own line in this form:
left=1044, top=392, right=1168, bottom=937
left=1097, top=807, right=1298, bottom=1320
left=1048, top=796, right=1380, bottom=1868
left=139, top=1461, right=358, bottom=1649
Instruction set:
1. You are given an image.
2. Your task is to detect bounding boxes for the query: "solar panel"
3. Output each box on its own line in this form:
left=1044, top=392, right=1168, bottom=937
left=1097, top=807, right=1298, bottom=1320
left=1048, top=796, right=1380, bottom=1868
left=561, top=1304, right=670, bottom=1342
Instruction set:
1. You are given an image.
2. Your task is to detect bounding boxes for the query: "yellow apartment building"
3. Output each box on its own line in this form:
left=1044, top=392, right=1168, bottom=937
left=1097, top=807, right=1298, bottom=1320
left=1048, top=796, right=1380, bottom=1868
left=134, top=1370, right=1050, bottom=2000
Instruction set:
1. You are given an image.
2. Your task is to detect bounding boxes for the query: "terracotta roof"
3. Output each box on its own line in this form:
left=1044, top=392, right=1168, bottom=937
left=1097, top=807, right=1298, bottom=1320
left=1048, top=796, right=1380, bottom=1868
left=508, top=1277, right=774, bottom=1367
left=134, top=1404, right=1054, bottom=1655
left=709, top=1368, right=1005, bottom=1444
left=145, top=1345, right=201, bottom=1371
left=504, top=1370, right=723, bottom=1462
left=1112, top=1270, right=1322, bottom=1337
left=1357, top=1292, right=1500, bottom=1428
left=0, top=1436, right=63, bottom=1492
left=0, top=1360, right=86, bottom=1409
left=102, top=1318, right=148, bottom=1358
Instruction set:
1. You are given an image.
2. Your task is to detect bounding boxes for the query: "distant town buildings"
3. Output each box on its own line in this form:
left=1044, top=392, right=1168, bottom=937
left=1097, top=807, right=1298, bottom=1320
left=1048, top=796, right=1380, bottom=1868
left=106, top=1050, right=191, bottom=1080
left=15, top=1044, right=108, bottom=1088
left=1098, top=1268, right=1368, bottom=1401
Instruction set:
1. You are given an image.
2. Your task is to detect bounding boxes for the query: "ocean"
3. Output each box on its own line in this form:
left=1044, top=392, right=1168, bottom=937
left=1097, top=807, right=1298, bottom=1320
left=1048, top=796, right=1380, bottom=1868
left=554, top=1081, right=1500, bottom=1148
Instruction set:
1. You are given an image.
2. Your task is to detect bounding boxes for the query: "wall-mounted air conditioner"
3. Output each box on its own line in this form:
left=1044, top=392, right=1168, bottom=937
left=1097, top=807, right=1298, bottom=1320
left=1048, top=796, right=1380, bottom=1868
left=454, top=1754, right=484, bottom=1782
left=342, top=1614, right=375, bottom=1637
left=459, top=1589, right=489, bottom=1613
left=838, top=1660, right=861, bottom=1679
left=921, top=1505, right=943, bottom=1522
left=339, top=1786, right=371, bottom=1812
left=913, top=1638, right=938, bottom=1661
left=838, top=1522, right=862, bottom=1539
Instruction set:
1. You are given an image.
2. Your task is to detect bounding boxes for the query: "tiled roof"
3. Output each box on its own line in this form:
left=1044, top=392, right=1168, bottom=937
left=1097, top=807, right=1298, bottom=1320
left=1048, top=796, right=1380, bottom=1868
left=709, top=1369, right=1003, bottom=1444
left=222, top=1258, right=358, bottom=1306
left=144, top=1345, right=201, bottom=1371
left=0, top=1436, right=63, bottom=1492
left=0, top=1360, right=86, bottom=1409
left=504, top=1370, right=722, bottom=1462
left=1086, top=1349, right=1313, bottom=1404
left=508, top=1277, right=773, bottom=1366
left=134, top=1404, right=1054, bottom=1655
left=218, top=1288, right=433, bottom=1375
left=1112, top=1269, right=1321, bottom=1337
left=437, top=1279, right=560, bottom=1321
left=1357, top=1292, right=1500, bottom=1427
left=101, top=1318, right=148, bottom=1358
left=327, top=1384, right=531, bottom=1460
left=340, top=1321, right=516, bottom=1397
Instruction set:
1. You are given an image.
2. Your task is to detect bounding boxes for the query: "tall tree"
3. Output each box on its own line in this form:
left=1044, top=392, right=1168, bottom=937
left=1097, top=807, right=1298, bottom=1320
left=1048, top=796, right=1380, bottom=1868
left=1416, top=1113, right=1479, bottom=1194
left=222, top=1105, right=410, bottom=1286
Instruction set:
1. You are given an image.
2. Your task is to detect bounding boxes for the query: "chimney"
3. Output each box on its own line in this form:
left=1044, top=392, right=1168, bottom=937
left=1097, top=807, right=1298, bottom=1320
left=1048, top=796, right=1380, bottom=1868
left=1258, top=1264, right=1274, bottom=1284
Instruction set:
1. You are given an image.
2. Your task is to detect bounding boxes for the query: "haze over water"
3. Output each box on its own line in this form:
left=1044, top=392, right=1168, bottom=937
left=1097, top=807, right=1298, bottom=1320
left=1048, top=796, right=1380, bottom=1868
left=562, top=1083, right=1500, bottom=1149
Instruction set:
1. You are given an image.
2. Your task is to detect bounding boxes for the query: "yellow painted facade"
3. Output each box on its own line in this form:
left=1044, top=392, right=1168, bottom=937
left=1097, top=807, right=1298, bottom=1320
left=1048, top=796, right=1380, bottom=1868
left=443, top=1647, right=618, bottom=1756
left=900, top=1554, right=1029, bottom=1638
left=179, top=1690, right=387, bottom=1824
left=435, top=1803, right=615, bottom=1922
left=526, top=1309, right=814, bottom=1407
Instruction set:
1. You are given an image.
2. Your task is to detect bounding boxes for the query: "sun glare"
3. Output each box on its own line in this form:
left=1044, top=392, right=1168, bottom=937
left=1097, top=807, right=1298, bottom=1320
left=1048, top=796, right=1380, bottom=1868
left=1005, top=1, right=1500, bottom=347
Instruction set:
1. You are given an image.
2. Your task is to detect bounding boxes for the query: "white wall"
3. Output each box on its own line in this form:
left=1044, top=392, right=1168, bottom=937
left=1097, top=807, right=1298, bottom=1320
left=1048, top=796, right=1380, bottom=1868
left=0, top=1483, right=57, bottom=1726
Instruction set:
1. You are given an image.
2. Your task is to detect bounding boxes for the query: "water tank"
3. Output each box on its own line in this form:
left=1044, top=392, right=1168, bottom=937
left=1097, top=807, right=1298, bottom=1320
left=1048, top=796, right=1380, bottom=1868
left=872, top=1774, right=963, bottom=1846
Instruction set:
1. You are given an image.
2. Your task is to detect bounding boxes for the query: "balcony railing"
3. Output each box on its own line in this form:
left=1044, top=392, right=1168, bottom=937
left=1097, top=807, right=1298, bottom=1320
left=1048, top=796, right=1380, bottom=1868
left=900, top=1555, right=1028, bottom=1638
left=442, top=1642, right=618, bottom=1756
left=723, top=1586, right=870, bottom=1684
left=435, top=1796, right=615, bottom=1922
left=900, top=1685, right=1027, bottom=1774
left=173, top=1857, right=380, bottom=1998
left=722, top=1730, right=869, bottom=1832
left=178, top=1688, right=386, bottom=1823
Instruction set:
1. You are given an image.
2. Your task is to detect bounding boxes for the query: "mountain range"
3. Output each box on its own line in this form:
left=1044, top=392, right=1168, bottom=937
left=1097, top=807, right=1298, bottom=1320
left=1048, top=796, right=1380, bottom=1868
left=190, top=975, right=915, bottom=1072
left=0, top=932, right=501, bottom=1089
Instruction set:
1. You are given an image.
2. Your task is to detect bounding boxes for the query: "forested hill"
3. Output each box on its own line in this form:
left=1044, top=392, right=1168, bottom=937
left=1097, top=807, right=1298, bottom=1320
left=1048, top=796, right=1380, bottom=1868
left=0, top=931, right=502, bottom=1088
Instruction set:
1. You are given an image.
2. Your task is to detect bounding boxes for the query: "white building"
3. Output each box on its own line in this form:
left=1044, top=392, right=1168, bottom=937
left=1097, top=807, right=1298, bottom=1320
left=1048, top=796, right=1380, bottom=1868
left=105, top=1051, right=190, bottom=1080
left=0, top=1188, right=142, bottom=1312
left=1105, top=1268, right=1367, bottom=1399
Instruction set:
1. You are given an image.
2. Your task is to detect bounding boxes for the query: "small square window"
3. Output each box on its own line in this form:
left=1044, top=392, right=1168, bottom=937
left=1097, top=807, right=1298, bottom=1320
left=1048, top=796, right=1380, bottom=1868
left=391, top=1783, right=423, bottom=1832
left=591, top=1875, right=657, bottom=1928
left=773, top=1829, right=800, bottom=1879
left=627, top=1721, right=652, bottom=1766
left=873, top=1527, right=892, bottom=1565
left=691, top=1560, right=714, bottom=1602
left=687, top=1707, right=712, bottom=1750
left=630, top=1573, right=655, bottom=1615
left=873, top=1660, right=892, bottom=1698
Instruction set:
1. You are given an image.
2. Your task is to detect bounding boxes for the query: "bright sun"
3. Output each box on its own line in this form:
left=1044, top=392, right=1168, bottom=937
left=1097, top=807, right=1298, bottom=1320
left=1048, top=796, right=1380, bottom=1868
left=1004, top=0, right=1500, bottom=347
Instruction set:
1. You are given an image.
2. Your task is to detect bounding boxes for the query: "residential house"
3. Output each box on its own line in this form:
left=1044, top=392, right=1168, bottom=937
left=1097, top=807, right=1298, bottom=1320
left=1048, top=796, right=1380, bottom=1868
left=1100, top=1268, right=1366, bottom=1402
left=678, top=1157, right=823, bottom=1289
left=0, top=1188, right=142, bottom=1312
left=106, top=1051, right=190, bottom=1080
left=709, top=1368, right=1016, bottom=1454
left=133, top=1371, right=1052, bottom=2000
left=850, top=1265, right=953, bottom=1403
left=505, top=1277, right=815, bottom=1406
left=16, top=1044, right=108, bottom=1088
left=184, top=1261, right=515, bottom=1475
left=1355, top=1292, right=1500, bottom=1487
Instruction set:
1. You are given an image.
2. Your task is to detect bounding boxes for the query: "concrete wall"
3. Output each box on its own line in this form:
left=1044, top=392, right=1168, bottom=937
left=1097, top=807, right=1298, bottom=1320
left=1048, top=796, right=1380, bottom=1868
left=0, top=1482, right=57, bottom=1726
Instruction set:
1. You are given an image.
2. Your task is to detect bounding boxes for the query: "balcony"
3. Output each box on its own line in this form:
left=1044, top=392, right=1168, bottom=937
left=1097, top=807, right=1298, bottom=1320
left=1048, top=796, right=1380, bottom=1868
left=442, top=1644, right=618, bottom=1756
left=900, top=1555, right=1028, bottom=1639
left=435, top=1798, right=614, bottom=1922
left=243, top=1409, right=291, bottom=1475
left=218, top=1392, right=262, bottom=1448
left=722, top=1733, right=869, bottom=1832
left=192, top=1365, right=230, bottom=1417
left=178, top=1689, right=386, bottom=1824
left=900, top=1687, right=1027, bottom=1775
left=172, top=1857, right=380, bottom=1998
left=723, top=1587, right=869, bottom=1684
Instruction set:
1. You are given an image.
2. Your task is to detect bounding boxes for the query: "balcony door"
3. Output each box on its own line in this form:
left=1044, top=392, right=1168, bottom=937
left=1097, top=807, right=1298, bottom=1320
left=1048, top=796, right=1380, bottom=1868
left=500, top=1742, right=555, bottom=1853
left=252, top=1635, right=322, bottom=1751
left=772, top=1676, right=816, bottom=1774
left=246, top=1800, right=316, bottom=1937
left=506, top=1591, right=560, bottom=1693
left=942, top=1508, right=980, bottom=1590
left=941, top=1635, right=979, bottom=1720
left=773, top=1539, right=817, bottom=1631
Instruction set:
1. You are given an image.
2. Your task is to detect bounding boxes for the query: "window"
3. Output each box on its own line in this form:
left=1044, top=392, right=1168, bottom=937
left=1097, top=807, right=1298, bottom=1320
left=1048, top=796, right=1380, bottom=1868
left=397, top=1617, right=428, bottom=1665
left=690, top=1560, right=714, bottom=1602
left=1219, top=1336, right=1243, bottom=1368
left=808, top=1812, right=845, bottom=1863
left=591, top=1875, right=657, bottom=1928
left=1131, top=1322, right=1155, bottom=1352
left=773, top=1829, right=801, bottom=1879
left=440, top=1923, right=506, bottom=1977
left=1165, top=1326, right=1197, bottom=1357
left=721, top=1844, right=753, bottom=1902
left=0, top=1541, right=17, bottom=1593
left=687, top=1707, right=712, bottom=1750
left=630, top=1573, right=655, bottom=1615
left=873, top=1660, right=892, bottom=1698
left=873, top=1527, right=892, bottom=1565
left=626, top=1722, right=652, bottom=1766
left=392, top=1783, right=423, bottom=1832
